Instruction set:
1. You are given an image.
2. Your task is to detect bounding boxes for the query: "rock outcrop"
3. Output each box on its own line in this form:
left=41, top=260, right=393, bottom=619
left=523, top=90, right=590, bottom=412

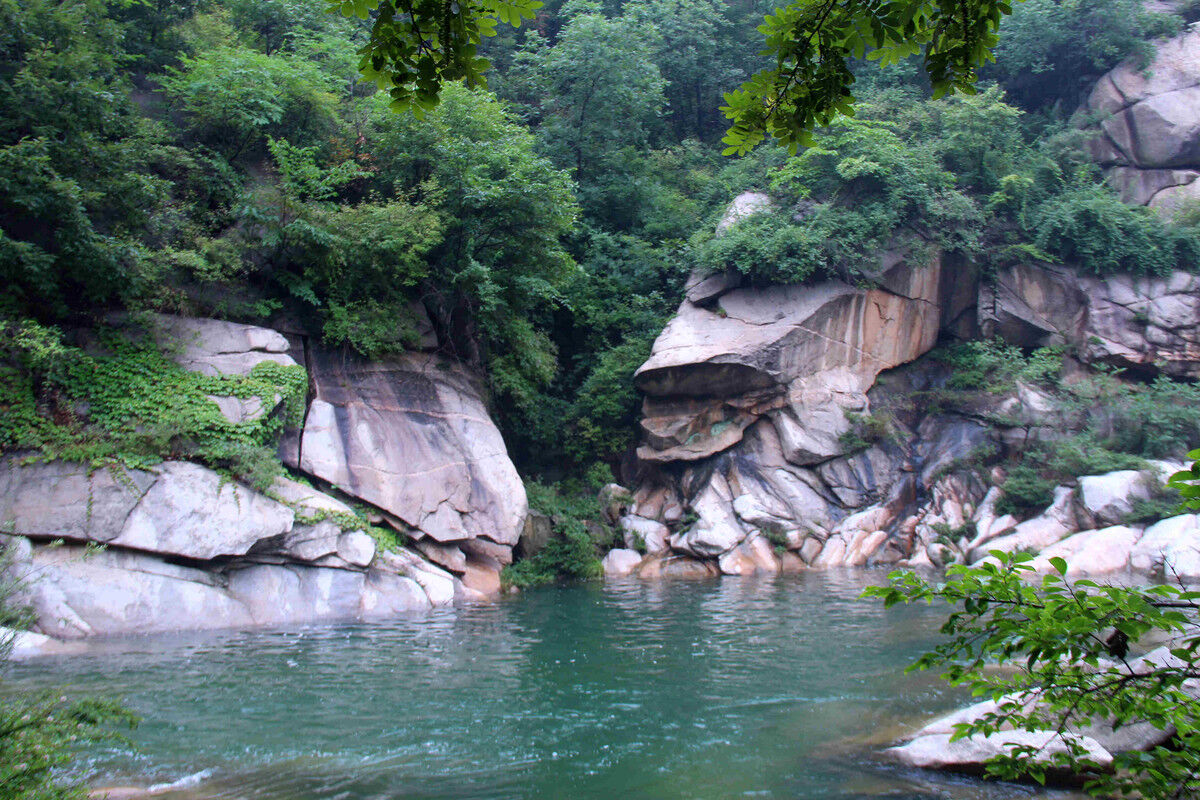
left=630, top=220, right=944, bottom=566
left=618, top=189, right=1200, bottom=579
left=1087, top=26, right=1200, bottom=213
left=979, top=262, right=1200, bottom=378
left=3, top=313, right=531, bottom=641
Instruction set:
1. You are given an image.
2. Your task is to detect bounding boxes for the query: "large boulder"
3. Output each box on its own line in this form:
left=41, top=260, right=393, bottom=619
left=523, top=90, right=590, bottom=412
left=635, top=251, right=942, bottom=463
left=1079, top=469, right=1157, bottom=526
left=970, top=487, right=1081, bottom=562
left=1086, top=27, right=1200, bottom=213
left=601, top=548, right=644, bottom=578
left=296, top=349, right=527, bottom=546
left=631, top=212, right=942, bottom=566
left=0, top=459, right=294, bottom=561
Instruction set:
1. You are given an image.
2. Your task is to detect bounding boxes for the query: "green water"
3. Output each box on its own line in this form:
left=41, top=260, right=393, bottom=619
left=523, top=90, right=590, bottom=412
left=10, top=572, right=1077, bottom=800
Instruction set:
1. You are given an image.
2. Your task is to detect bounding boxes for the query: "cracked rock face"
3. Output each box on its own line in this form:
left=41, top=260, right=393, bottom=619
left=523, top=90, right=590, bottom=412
left=980, top=262, right=1200, bottom=378
left=1087, top=27, right=1200, bottom=213
left=295, top=349, right=527, bottom=546
left=632, top=197, right=945, bottom=561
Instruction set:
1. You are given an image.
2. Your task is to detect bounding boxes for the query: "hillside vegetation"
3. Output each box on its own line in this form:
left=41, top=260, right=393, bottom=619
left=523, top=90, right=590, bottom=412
left=1, top=0, right=1198, bottom=490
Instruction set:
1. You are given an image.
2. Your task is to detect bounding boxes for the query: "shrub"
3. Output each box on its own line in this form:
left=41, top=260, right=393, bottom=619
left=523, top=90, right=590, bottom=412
left=501, top=481, right=610, bottom=588
left=1031, top=186, right=1200, bottom=276
left=996, top=463, right=1057, bottom=517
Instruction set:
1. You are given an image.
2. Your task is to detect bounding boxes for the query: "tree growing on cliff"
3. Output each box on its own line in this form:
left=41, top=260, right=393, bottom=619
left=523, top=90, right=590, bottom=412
left=865, top=550, right=1200, bottom=799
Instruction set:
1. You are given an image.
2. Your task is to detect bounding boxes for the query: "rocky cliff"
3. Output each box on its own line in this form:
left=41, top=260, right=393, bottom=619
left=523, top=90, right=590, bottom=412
left=602, top=191, right=1200, bottom=581
left=3, top=314, right=527, bottom=641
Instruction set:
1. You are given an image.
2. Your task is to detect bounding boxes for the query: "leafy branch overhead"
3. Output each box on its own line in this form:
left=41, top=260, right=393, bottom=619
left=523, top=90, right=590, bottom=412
left=340, top=0, right=1017, bottom=149
left=329, top=0, right=544, bottom=113
left=720, top=0, right=1016, bottom=154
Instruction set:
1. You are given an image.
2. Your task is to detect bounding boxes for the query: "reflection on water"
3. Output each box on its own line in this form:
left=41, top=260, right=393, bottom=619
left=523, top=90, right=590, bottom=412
left=9, top=571, right=1080, bottom=800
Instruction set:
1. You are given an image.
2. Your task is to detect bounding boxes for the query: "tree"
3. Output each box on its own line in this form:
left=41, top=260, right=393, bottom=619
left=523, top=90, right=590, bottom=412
left=865, top=551, right=1200, bottom=799
left=364, top=83, right=578, bottom=417
left=335, top=0, right=1020, bottom=152
left=504, top=3, right=666, bottom=222
left=0, top=0, right=167, bottom=320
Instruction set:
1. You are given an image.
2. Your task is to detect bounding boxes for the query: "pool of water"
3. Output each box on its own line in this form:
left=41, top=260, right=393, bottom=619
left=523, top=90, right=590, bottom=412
left=9, top=571, right=1079, bottom=800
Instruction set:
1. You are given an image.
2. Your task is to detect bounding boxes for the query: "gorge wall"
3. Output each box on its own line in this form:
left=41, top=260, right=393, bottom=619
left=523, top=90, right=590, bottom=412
left=601, top=25, right=1200, bottom=580
left=3, top=314, right=528, bottom=640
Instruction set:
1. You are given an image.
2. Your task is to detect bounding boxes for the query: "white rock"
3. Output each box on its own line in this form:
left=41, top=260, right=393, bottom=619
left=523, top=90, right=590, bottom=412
left=1080, top=470, right=1156, bottom=526
left=270, top=476, right=355, bottom=518
left=148, top=314, right=295, bottom=377
left=619, top=515, right=670, bottom=554
left=1028, top=526, right=1142, bottom=575
left=814, top=535, right=848, bottom=567
left=375, top=548, right=457, bottom=606
left=602, top=548, right=644, bottom=578
left=17, top=544, right=254, bottom=639
left=717, top=534, right=779, bottom=575
left=1130, top=514, right=1200, bottom=578
left=714, top=191, right=773, bottom=234
left=971, top=487, right=1079, bottom=562
left=336, top=531, right=376, bottom=568
left=888, top=731, right=1112, bottom=773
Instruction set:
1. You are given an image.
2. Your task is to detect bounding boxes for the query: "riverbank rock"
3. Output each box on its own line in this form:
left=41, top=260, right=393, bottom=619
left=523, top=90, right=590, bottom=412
left=1027, top=526, right=1143, bottom=575
left=8, top=539, right=434, bottom=639
left=602, top=548, right=644, bottom=577
left=0, top=453, right=492, bottom=638
left=295, top=349, right=527, bottom=547
left=888, top=730, right=1112, bottom=776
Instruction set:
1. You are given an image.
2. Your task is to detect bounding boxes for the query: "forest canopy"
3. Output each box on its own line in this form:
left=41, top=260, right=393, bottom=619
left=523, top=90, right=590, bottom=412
left=0, top=0, right=1197, bottom=486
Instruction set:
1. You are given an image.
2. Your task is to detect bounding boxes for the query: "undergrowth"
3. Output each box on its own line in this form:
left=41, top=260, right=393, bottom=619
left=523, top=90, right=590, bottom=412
left=0, top=319, right=307, bottom=489
left=501, top=480, right=611, bottom=589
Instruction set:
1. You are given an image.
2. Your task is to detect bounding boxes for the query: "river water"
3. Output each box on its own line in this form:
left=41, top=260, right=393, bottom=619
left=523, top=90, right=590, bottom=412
left=10, top=571, right=1080, bottom=800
